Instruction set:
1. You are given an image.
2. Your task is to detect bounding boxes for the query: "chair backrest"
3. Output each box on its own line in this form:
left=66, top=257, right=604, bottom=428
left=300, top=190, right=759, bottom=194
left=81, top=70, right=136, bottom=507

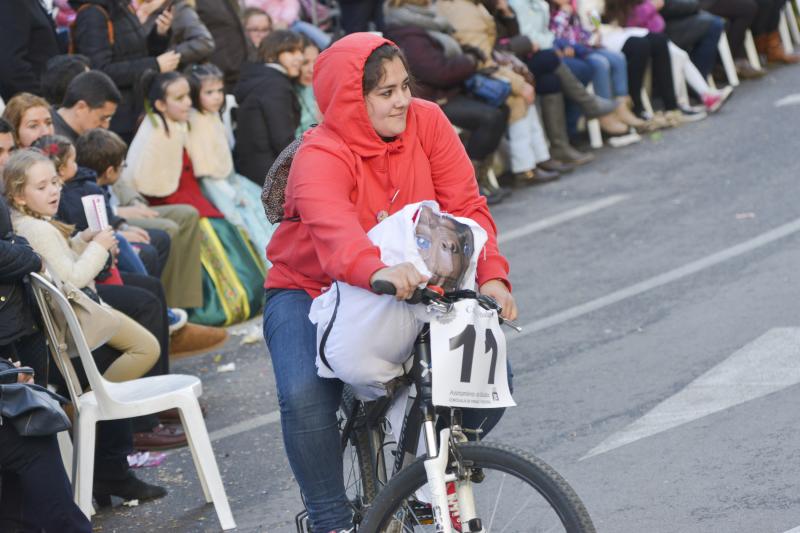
left=222, top=94, right=238, bottom=149
left=29, top=272, right=114, bottom=408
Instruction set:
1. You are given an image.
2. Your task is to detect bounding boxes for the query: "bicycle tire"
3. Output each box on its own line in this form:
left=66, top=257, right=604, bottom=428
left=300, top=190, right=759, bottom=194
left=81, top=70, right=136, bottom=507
left=341, top=386, right=383, bottom=508
left=360, top=441, right=596, bottom=533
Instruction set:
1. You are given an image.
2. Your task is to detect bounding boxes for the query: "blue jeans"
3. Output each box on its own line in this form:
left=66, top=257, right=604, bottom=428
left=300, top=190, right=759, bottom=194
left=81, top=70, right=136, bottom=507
left=263, top=288, right=509, bottom=531
left=115, top=233, right=147, bottom=274
left=292, top=20, right=331, bottom=49
left=586, top=48, right=629, bottom=99
left=689, top=15, right=725, bottom=77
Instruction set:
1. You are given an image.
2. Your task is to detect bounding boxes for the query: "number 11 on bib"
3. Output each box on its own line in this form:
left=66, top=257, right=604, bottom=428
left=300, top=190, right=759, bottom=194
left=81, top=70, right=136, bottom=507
left=430, top=300, right=516, bottom=409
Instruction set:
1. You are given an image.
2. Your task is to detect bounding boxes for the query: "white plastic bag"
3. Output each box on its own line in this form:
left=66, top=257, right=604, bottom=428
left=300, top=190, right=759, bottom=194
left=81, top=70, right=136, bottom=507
left=309, top=201, right=488, bottom=400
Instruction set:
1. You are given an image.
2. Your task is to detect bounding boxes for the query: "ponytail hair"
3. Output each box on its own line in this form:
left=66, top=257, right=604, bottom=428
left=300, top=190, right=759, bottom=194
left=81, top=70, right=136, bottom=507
left=2, top=149, right=75, bottom=239
left=139, top=69, right=187, bottom=135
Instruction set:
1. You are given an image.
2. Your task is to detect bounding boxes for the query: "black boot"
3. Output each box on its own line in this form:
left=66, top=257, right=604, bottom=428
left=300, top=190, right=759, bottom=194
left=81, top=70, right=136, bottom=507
left=93, top=471, right=168, bottom=507
left=554, top=64, right=618, bottom=118
left=539, top=93, right=594, bottom=165
left=472, top=158, right=510, bottom=204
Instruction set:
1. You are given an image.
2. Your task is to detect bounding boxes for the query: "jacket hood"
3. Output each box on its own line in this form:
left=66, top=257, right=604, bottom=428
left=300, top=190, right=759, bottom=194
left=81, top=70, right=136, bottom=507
left=313, top=33, right=409, bottom=158
left=71, top=166, right=100, bottom=184
left=234, top=62, right=284, bottom=105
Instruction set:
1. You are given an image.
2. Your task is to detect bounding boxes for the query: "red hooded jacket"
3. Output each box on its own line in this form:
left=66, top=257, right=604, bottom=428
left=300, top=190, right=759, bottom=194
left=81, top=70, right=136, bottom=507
left=265, top=33, right=510, bottom=297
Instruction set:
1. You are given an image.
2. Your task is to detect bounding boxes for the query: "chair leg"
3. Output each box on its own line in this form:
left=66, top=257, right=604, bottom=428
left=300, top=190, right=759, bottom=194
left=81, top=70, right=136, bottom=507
left=74, top=412, right=97, bottom=520
left=745, top=30, right=762, bottom=70
left=57, top=430, right=74, bottom=482
left=585, top=83, right=603, bottom=149
left=180, top=400, right=237, bottom=530
left=717, top=32, right=740, bottom=87
left=786, top=4, right=800, bottom=44
left=779, top=10, right=794, bottom=54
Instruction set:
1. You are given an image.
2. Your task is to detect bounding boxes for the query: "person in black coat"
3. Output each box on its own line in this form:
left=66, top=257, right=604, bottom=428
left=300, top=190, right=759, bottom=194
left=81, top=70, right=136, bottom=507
left=0, top=0, right=62, bottom=101
left=234, top=30, right=302, bottom=185
left=69, top=0, right=180, bottom=142
left=195, top=0, right=248, bottom=89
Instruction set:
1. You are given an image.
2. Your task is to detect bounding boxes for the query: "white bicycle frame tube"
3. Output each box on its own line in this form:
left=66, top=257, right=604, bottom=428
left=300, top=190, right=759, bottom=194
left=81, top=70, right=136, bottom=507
left=424, top=427, right=455, bottom=533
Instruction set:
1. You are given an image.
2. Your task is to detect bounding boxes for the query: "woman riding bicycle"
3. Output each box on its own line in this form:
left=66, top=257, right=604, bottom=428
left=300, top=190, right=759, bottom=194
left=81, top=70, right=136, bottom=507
left=262, top=32, right=517, bottom=533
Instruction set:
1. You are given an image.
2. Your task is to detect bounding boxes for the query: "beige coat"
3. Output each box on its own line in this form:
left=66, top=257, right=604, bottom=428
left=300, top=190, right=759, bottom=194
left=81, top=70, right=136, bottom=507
left=186, top=109, right=234, bottom=179
left=11, top=211, right=108, bottom=290
left=436, top=0, right=529, bottom=122
left=121, top=115, right=187, bottom=198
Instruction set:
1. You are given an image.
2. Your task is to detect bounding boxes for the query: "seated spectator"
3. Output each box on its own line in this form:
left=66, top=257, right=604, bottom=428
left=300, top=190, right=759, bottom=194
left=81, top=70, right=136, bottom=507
left=438, top=0, right=594, bottom=167
left=195, top=0, right=249, bottom=89
left=40, top=54, right=91, bottom=106
left=234, top=30, right=302, bottom=185
left=138, top=0, right=216, bottom=68
left=659, top=0, right=726, bottom=80
left=339, top=0, right=385, bottom=34
left=0, top=119, right=16, bottom=191
left=53, top=71, right=211, bottom=320
left=697, top=0, right=765, bottom=77
left=752, top=0, right=800, bottom=63
left=549, top=0, right=647, bottom=130
left=122, top=70, right=265, bottom=326
left=5, top=148, right=160, bottom=382
left=51, top=70, right=121, bottom=142
left=243, top=6, right=274, bottom=61
left=619, top=0, right=731, bottom=113
left=185, top=63, right=277, bottom=260
left=69, top=0, right=181, bottom=141
left=0, top=0, right=62, bottom=101
left=2, top=93, right=55, bottom=148
left=295, top=36, right=322, bottom=135
left=243, top=0, right=332, bottom=48
left=384, top=0, right=521, bottom=199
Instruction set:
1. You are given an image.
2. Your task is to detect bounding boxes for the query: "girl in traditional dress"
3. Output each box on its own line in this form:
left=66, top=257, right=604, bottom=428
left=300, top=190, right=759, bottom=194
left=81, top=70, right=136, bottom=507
left=185, top=63, right=277, bottom=262
left=121, top=71, right=265, bottom=326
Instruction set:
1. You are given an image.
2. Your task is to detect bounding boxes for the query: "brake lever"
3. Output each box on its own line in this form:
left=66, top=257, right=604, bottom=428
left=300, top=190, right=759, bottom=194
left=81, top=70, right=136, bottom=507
left=501, top=319, right=522, bottom=333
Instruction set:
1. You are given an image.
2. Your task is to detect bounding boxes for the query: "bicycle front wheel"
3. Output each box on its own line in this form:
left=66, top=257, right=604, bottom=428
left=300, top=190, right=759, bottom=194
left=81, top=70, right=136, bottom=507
left=360, top=441, right=596, bottom=533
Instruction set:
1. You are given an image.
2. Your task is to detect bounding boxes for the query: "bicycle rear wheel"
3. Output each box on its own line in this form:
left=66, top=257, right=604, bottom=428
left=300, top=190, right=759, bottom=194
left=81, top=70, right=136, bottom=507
left=340, top=386, right=386, bottom=522
left=360, top=441, right=596, bottom=533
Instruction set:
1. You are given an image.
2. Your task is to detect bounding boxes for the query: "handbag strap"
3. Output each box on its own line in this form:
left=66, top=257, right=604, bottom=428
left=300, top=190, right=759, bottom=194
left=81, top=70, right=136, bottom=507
left=0, top=367, right=34, bottom=381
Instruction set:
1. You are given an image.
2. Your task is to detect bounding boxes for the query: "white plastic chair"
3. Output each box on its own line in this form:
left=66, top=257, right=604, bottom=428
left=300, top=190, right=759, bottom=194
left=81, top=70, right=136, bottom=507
left=786, top=3, right=800, bottom=44
left=779, top=9, right=794, bottom=54
left=585, top=83, right=603, bottom=149
left=30, top=273, right=236, bottom=530
left=744, top=30, right=762, bottom=70
left=222, top=94, right=238, bottom=150
left=717, top=32, right=740, bottom=87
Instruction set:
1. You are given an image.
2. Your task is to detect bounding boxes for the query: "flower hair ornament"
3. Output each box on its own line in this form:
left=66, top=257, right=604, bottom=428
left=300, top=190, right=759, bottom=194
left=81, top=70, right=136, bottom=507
left=42, top=143, right=60, bottom=157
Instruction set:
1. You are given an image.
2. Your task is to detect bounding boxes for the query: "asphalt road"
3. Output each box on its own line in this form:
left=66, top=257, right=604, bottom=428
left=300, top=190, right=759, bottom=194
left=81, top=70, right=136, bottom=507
left=94, top=63, right=800, bottom=533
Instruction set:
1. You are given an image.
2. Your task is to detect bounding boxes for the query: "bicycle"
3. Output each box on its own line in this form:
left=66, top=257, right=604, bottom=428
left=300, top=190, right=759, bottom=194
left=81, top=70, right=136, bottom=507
left=297, top=282, right=596, bottom=533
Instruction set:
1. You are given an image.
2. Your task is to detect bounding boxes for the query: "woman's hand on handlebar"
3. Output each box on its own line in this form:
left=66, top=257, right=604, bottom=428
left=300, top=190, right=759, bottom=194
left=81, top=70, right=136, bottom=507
left=370, top=263, right=429, bottom=301
left=479, top=279, right=517, bottom=321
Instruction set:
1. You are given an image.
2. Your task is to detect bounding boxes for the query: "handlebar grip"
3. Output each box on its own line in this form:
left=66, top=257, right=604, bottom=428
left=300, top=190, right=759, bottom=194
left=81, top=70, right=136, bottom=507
left=371, top=280, right=397, bottom=296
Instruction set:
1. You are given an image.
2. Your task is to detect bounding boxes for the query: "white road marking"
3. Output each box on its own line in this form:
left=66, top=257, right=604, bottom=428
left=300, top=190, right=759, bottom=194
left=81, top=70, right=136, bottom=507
left=197, top=216, right=800, bottom=446
left=509, top=215, right=800, bottom=341
left=780, top=526, right=800, bottom=533
left=774, top=93, right=800, bottom=107
left=497, top=195, right=629, bottom=244
left=581, top=328, right=800, bottom=460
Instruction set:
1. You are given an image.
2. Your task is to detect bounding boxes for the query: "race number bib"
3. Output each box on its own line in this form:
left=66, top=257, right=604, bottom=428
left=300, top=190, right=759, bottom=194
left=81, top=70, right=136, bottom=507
left=430, top=300, right=515, bottom=409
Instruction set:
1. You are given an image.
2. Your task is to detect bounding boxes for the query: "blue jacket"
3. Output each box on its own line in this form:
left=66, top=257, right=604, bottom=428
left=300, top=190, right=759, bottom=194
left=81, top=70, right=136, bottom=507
left=57, top=166, right=125, bottom=231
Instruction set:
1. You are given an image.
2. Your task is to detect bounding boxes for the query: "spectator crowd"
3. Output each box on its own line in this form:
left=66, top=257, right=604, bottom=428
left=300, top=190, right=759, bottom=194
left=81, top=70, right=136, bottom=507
left=0, top=0, right=797, bottom=529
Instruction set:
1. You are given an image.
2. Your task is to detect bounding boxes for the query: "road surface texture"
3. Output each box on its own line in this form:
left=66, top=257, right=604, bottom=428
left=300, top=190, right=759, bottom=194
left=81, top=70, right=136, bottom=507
left=93, top=64, right=800, bottom=532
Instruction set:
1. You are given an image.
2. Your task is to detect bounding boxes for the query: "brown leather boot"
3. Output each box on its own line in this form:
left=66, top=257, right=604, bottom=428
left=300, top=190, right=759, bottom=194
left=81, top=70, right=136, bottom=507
left=615, top=96, right=647, bottom=128
left=766, top=31, right=800, bottom=63
left=755, top=33, right=770, bottom=55
left=169, top=323, right=229, bottom=359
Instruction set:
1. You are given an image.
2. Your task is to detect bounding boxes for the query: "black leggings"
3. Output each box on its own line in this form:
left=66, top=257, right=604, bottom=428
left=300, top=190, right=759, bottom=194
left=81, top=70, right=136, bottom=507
left=702, top=0, right=758, bottom=58
left=622, top=33, right=678, bottom=113
left=0, top=424, right=92, bottom=532
left=441, top=95, right=510, bottom=160
left=524, top=48, right=562, bottom=94
left=752, top=0, right=788, bottom=35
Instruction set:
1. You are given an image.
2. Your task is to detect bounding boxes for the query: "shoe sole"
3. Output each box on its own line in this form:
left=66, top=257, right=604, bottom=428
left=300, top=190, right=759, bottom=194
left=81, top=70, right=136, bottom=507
left=169, top=331, right=230, bottom=360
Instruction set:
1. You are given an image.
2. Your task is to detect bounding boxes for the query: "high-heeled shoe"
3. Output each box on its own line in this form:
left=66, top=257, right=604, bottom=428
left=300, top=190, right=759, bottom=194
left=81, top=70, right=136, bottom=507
left=93, top=471, right=167, bottom=507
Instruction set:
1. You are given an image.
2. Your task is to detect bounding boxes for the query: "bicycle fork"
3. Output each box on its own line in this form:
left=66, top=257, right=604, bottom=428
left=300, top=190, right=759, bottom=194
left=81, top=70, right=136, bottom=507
left=416, top=327, right=485, bottom=533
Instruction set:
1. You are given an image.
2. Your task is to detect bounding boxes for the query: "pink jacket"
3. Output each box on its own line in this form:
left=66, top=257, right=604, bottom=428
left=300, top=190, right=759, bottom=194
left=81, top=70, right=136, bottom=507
left=626, top=0, right=666, bottom=33
left=243, top=0, right=300, bottom=27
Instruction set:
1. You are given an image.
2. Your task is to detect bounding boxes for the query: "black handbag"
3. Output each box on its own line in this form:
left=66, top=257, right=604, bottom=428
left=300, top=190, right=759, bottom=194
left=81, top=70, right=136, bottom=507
left=0, top=361, right=71, bottom=436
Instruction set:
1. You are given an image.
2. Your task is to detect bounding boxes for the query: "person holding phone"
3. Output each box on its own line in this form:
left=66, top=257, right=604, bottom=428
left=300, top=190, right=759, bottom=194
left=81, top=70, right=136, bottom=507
left=139, top=0, right=215, bottom=68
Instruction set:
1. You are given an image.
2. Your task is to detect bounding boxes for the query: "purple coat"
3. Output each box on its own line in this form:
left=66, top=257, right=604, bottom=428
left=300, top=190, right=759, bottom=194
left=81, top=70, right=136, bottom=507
left=626, top=0, right=666, bottom=32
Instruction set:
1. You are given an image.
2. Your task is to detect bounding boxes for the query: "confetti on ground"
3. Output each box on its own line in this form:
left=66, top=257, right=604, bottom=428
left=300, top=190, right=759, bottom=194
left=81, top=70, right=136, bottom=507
left=736, top=212, right=756, bottom=219
left=217, top=362, right=236, bottom=373
left=122, top=499, right=139, bottom=507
